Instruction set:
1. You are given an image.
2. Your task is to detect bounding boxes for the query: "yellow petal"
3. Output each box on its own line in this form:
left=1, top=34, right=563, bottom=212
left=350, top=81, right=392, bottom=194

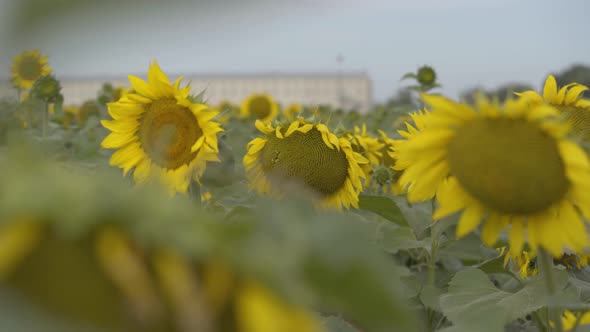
left=508, top=220, right=525, bottom=256
left=128, top=75, right=157, bottom=100
left=101, top=119, right=139, bottom=133
left=455, top=205, right=484, bottom=238
left=285, top=121, right=300, bottom=137
left=543, top=75, right=558, bottom=103
left=110, top=142, right=143, bottom=175
left=481, top=215, right=508, bottom=247
left=565, top=85, right=589, bottom=105
left=101, top=131, right=137, bottom=149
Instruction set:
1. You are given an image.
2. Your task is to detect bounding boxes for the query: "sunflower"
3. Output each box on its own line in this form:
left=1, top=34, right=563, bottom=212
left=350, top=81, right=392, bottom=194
left=348, top=124, right=384, bottom=167
left=554, top=252, right=590, bottom=270
left=518, top=75, right=590, bottom=141
left=101, top=61, right=223, bottom=194
left=390, top=109, right=430, bottom=197
left=563, top=310, right=590, bottom=331
left=11, top=50, right=52, bottom=90
left=0, top=219, right=43, bottom=280
left=497, top=247, right=538, bottom=279
left=243, top=119, right=368, bottom=209
left=153, top=254, right=324, bottom=332
left=345, top=124, right=387, bottom=192
left=236, top=283, right=324, bottom=332
left=373, top=130, right=404, bottom=195
left=241, top=93, right=278, bottom=123
left=283, top=103, right=303, bottom=121
left=62, top=105, right=79, bottom=128
left=394, top=94, right=590, bottom=257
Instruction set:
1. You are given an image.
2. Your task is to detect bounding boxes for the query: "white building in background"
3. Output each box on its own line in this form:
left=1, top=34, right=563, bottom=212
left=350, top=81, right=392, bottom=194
left=56, top=72, right=373, bottom=114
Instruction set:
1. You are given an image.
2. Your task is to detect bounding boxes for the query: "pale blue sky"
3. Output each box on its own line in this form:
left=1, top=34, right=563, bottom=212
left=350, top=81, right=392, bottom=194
left=1, top=0, right=589, bottom=102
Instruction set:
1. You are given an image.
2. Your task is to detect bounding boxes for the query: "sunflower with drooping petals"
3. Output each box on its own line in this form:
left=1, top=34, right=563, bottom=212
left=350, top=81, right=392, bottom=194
left=11, top=50, right=52, bottom=90
left=394, top=94, right=590, bottom=257
left=101, top=61, right=223, bottom=194
left=497, top=247, right=538, bottom=279
left=518, top=75, right=590, bottom=141
left=243, top=119, right=368, bottom=209
left=241, top=93, right=278, bottom=123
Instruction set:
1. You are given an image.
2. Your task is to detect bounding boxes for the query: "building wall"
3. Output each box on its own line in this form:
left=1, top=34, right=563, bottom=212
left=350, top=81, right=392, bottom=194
left=56, top=73, right=373, bottom=113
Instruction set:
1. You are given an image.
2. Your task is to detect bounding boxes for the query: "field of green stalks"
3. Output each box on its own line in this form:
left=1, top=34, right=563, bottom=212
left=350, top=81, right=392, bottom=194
left=2, top=51, right=590, bottom=332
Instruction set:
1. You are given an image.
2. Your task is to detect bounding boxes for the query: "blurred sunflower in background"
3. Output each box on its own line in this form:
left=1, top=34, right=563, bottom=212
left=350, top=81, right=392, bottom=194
left=562, top=310, right=590, bottom=331
left=394, top=95, right=590, bottom=257
left=240, top=94, right=278, bottom=123
left=497, top=247, right=538, bottom=279
left=371, top=130, right=404, bottom=194
left=346, top=124, right=386, bottom=192
left=62, top=105, right=80, bottom=128
left=11, top=50, right=52, bottom=90
left=101, top=61, right=223, bottom=194
left=348, top=124, right=384, bottom=168
left=283, top=103, right=303, bottom=121
left=244, top=118, right=368, bottom=209
left=518, top=75, right=590, bottom=141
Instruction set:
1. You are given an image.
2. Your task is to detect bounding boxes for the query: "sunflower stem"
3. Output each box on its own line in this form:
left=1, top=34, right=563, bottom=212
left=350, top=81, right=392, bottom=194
left=428, top=198, right=438, bottom=287
left=189, top=180, right=201, bottom=207
left=42, top=101, right=48, bottom=138
left=538, top=249, right=563, bottom=332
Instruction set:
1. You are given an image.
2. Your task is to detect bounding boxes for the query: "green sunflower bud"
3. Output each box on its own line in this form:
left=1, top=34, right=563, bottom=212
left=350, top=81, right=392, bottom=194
left=372, top=166, right=392, bottom=186
left=417, top=65, right=437, bottom=86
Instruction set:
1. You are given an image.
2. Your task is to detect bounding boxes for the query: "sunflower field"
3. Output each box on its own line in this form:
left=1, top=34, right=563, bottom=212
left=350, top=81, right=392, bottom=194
left=2, top=47, right=590, bottom=332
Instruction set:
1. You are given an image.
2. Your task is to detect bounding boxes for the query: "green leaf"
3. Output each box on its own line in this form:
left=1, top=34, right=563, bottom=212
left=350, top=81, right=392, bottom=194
left=358, top=195, right=408, bottom=226
left=393, top=197, right=432, bottom=238
left=322, top=316, right=361, bottom=332
left=440, top=268, right=572, bottom=332
left=400, top=73, right=418, bottom=81
left=440, top=269, right=511, bottom=332
left=377, top=224, right=429, bottom=253
left=475, top=255, right=510, bottom=275
left=438, top=234, right=491, bottom=262
left=420, top=285, right=442, bottom=311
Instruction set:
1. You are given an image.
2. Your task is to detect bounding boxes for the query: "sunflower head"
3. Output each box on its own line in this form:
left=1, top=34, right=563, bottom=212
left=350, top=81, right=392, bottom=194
left=31, top=74, right=62, bottom=103
left=417, top=65, right=437, bottom=86
left=243, top=119, right=368, bottom=209
left=241, top=93, right=278, bottom=123
left=11, top=50, right=52, bottom=90
left=394, top=94, right=590, bottom=257
left=517, top=75, right=590, bottom=141
left=101, top=61, right=223, bottom=194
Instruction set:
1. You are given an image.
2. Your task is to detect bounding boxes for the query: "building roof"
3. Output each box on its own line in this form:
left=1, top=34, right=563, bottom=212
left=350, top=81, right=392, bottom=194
left=19, top=71, right=371, bottom=82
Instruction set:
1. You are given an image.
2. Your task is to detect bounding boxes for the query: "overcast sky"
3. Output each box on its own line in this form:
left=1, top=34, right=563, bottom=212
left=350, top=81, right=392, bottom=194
left=1, top=0, right=589, bottom=102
